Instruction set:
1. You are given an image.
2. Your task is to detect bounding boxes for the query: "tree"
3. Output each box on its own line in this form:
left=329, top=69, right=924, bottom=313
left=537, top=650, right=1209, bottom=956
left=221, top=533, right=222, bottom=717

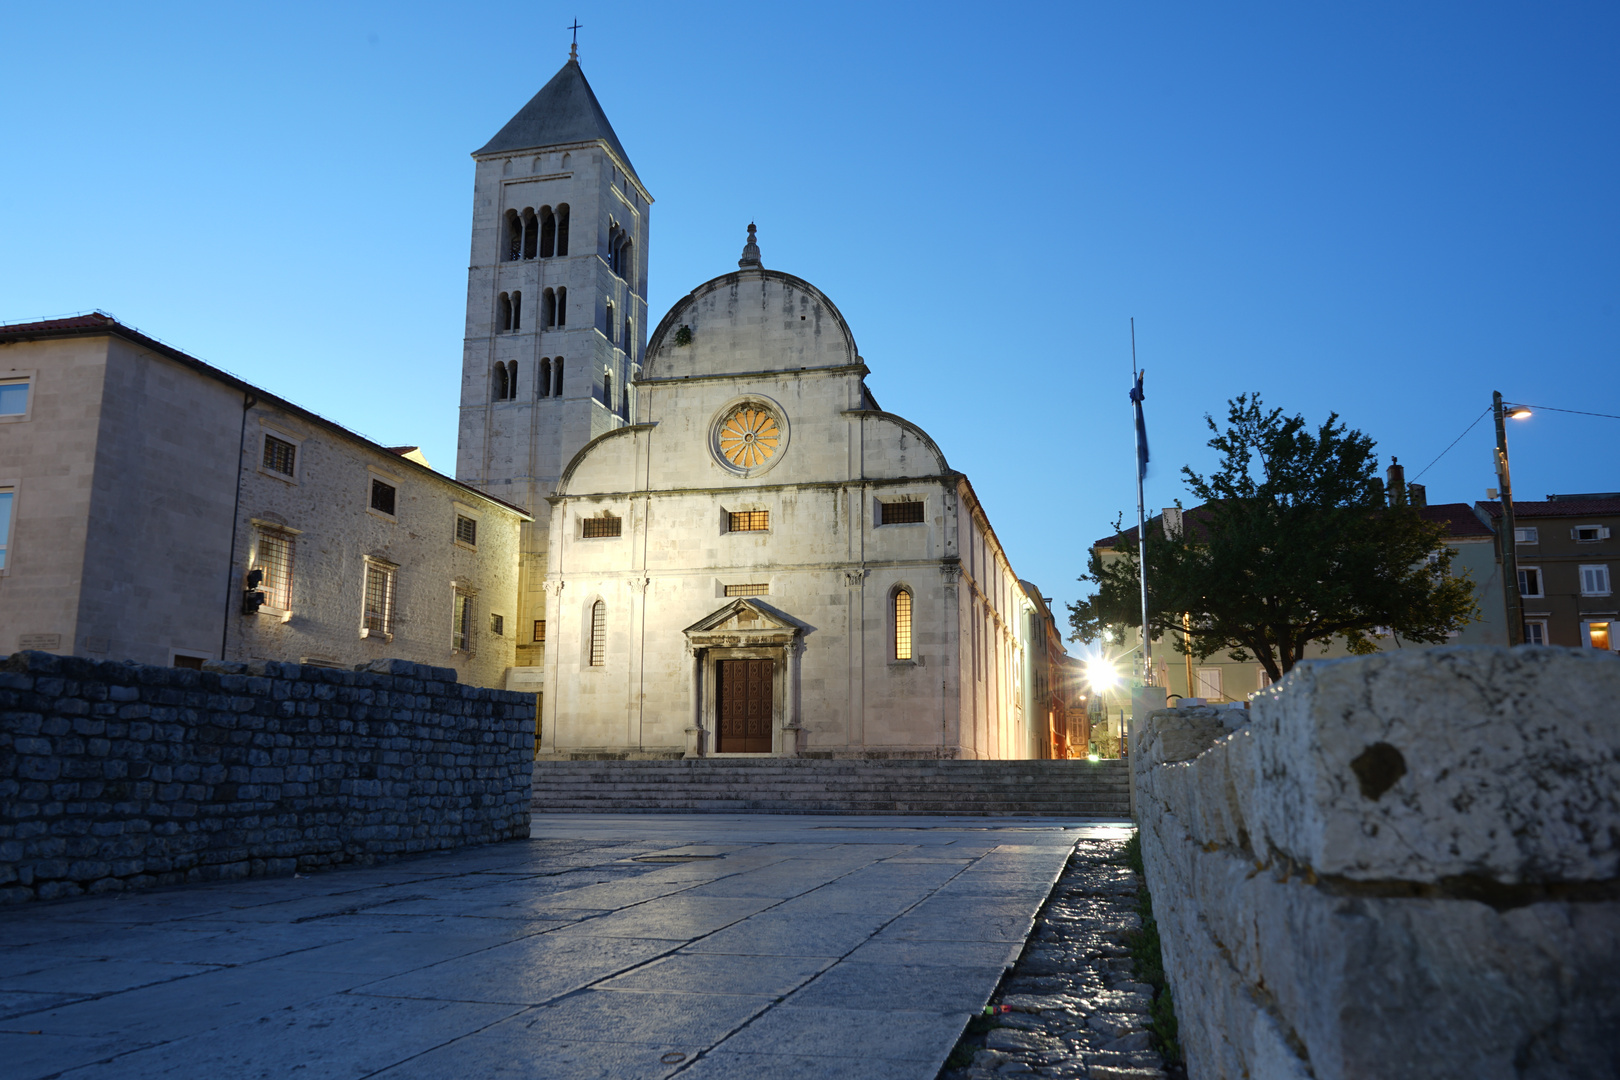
left=1068, top=394, right=1478, bottom=681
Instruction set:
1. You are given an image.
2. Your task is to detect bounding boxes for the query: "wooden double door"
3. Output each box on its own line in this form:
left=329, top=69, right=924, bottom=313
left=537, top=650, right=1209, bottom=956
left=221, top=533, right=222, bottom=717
left=717, top=658, right=775, bottom=753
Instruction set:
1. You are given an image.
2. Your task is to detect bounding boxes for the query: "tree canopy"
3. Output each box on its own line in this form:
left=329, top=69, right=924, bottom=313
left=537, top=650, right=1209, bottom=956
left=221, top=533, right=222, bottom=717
left=1068, top=394, right=1479, bottom=681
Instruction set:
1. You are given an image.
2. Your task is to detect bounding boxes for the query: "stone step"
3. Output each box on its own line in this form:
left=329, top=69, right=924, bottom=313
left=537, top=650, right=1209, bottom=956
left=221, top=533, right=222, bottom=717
left=530, top=758, right=1133, bottom=816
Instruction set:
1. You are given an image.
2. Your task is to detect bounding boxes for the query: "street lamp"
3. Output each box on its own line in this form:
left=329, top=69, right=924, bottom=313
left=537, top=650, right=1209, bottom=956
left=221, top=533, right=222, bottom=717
left=1493, top=391, right=1532, bottom=645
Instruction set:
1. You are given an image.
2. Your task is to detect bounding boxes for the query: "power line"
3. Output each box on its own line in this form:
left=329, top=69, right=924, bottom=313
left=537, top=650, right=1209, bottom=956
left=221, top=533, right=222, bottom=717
left=1411, top=406, right=1490, bottom=482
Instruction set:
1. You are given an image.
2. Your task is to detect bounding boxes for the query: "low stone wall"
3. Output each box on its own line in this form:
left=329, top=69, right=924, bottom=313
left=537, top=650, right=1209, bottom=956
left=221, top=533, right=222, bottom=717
left=1134, top=646, right=1620, bottom=1080
left=0, top=651, right=534, bottom=903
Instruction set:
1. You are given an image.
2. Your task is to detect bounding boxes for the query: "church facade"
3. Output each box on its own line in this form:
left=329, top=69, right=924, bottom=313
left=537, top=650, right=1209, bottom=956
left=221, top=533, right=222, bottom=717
left=461, top=54, right=1048, bottom=759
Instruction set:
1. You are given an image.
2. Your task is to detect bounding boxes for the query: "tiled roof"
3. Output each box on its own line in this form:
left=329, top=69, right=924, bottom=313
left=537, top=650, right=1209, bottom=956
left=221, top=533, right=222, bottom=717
left=1095, top=500, right=1492, bottom=547
left=1477, top=498, right=1620, bottom=519
left=0, top=313, right=532, bottom=521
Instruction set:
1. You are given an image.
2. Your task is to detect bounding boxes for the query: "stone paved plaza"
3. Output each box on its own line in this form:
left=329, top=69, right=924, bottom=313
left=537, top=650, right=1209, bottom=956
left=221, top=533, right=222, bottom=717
left=1, top=813, right=1131, bottom=1079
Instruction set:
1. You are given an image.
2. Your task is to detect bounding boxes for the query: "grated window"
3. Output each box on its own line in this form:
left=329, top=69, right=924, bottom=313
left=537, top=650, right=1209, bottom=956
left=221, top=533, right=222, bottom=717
left=724, top=584, right=769, bottom=597
left=254, top=529, right=294, bottom=610
left=728, top=510, right=769, bottom=532
left=490, top=613, right=504, bottom=636
left=363, top=562, right=395, bottom=636
left=370, top=479, right=396, bottom=516
left=589, top=600, right=606, bottom=666
left=263, top=435, right=296, bottom=476
left=453, top=592, right=472, bottom=651
left=533, top=619, right=546, bottom=643
left=881, top=501, right=924, bottom=525
left=455, top=515, right=478, bottom=546
left=583, top=515, right=622, bottom=538
left=893, top=588, right=913, bottom=660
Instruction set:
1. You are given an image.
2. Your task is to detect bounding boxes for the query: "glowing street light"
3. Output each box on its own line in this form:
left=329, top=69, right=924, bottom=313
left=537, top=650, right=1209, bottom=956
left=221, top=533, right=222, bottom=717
left=1085, top=657, right=1119, bottom=692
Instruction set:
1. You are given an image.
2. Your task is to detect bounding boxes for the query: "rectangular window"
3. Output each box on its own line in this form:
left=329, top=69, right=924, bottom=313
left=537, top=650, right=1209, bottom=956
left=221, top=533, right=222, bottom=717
left=455, top=515, right=478, bottom=546
left=582, top=515, right=622, bottom=538
left=1588, top=621, right=1612, bottom=650
left=589, top=601, right=607, bottom=667
left=490, top=613, right=504, bottom=636
left=0, top=380, right=29, bottom=416
left=0, top=489, right=11, bottom=570
left=1524, top=620, right=1548, bottom=646
left=1195, top=667, right=1223, bottom=700
left=253, top=529, right=294, bottom=610
left=1518, top=567, right=1543, bottom=598
left=453, top=592, right=472, bottom=651
left=1573, top=525, right=1608, bottom=543
left=881, top=501, right=925, bottom=525
left=1514, top=527, right=1539, bottom=544
left=533, top=619, right=546, bottom=643
left=263, top=434, right=296, bottom=476
left=1580, top=565, right=1611, bottom=596
left=724, top=583, right=769, bottom=597
left=728, top=510, right=769, bottom=532
left=370, top=478, right=397, bottom=516
left=363, top=562, right=395, bottom=637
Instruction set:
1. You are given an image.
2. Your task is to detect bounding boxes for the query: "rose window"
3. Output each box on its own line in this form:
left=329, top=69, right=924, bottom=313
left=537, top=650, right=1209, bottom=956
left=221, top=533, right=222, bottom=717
left=717, top=406, right=781, bottom=469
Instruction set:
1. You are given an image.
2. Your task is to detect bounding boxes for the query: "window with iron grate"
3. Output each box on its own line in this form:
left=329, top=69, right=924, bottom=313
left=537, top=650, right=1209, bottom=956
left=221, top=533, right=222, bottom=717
left=724, top=584, right=768, bottom=597
left=455, top=515, right=478, bottom=547
left=582, top=515, right=622, bottom=538
left=263, top=435, right=296, bottom=477
left=881, top=501, right=924, bottom=525
left=728, top=510, right=769, bottom=532
left=253, top=529, right=294, bottom=610
left=452, top=592, right=473, bottom=651
left=589, top=600, right=606, bottom=666
left=893, top=588, right=913, bottom=660
left=362, top=561, right=395, bottom=638
left=490, top=613, right=504, bottom=636
left=533, top=619, right=546, bottom=643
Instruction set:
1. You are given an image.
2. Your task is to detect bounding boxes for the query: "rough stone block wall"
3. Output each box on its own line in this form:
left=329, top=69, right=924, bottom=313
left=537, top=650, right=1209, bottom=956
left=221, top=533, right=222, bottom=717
left=1133, top=647, right=1620, bottom=1080
left=0, top=651, right=534, bottom=903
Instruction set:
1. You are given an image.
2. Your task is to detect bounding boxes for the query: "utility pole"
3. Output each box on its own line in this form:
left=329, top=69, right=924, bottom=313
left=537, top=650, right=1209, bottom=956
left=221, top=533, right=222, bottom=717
left=1493, top=390, right=1524, bottom=646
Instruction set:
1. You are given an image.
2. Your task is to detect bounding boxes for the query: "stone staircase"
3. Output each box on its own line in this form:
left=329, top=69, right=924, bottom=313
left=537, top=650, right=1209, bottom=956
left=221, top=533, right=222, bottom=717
left=529, top=758, right=1132, bottom=817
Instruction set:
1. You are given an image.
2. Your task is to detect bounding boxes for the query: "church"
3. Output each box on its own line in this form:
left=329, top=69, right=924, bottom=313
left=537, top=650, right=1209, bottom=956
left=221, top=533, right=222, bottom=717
left=457, top=50, right=1051, bottom=759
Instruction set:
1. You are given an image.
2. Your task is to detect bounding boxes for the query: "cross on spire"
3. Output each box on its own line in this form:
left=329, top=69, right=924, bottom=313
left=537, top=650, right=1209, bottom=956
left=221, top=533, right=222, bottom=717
left=568, top=19, right=582, bottom=60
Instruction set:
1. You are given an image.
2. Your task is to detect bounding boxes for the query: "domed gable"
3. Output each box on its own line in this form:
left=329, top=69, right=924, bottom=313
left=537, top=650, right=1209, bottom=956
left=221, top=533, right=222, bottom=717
left=643, top=269, right=859, bottom=380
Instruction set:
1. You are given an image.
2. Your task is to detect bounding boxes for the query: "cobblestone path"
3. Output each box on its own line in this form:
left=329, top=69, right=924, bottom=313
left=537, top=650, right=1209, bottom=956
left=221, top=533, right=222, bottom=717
left=940, top=838, right=1177, bottom=1080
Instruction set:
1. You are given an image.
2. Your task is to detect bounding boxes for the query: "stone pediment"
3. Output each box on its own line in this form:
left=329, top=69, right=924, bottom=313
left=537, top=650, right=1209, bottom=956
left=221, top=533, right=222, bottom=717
left=683, top=598, right=809, bottom=646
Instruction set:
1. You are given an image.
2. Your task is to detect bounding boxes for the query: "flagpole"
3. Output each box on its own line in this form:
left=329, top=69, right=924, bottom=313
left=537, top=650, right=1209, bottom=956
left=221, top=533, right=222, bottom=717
left=1131, top=319, right=1152, bottom=686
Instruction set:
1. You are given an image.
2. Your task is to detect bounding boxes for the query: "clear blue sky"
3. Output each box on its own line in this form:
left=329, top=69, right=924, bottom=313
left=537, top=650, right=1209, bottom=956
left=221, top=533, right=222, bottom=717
left=3, top=1, right=1616, bottom=626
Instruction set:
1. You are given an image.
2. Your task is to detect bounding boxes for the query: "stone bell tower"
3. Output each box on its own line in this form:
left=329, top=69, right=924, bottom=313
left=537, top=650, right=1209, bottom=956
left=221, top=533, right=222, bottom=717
left=456, top=44, right=651, bottom=677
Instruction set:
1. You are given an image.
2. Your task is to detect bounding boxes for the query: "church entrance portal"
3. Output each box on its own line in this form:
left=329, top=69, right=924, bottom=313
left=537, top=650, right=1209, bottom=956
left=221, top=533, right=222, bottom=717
left=717, top=659, right=774, bottom=753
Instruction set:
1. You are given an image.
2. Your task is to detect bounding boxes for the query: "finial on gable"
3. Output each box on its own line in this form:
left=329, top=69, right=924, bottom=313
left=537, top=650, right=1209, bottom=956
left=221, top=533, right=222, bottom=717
left=738, top=222, right=762, bottom=269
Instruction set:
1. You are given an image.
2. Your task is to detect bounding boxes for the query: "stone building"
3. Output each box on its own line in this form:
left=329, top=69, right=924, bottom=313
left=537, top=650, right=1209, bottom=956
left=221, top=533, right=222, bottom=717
left=535, top=238, right=1042, bottom=759
left=0, top=314, right=528, bottom=687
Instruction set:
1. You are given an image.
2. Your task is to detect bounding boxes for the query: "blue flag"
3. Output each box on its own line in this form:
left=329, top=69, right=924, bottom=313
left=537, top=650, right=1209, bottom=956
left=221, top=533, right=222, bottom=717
left=1131, top=371, right=1149, bottom=480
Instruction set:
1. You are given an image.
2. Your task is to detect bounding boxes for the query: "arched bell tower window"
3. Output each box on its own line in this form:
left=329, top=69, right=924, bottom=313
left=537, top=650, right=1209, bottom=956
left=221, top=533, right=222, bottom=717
left=554, top=357, right=565, bottom=396
left=555, top=204, right=570, bottom=256
left=589, top=600, right=606, bottom=666
left=521, top=208, right=537, bottom=260
left=493, top=362, right=510, bottom=401
left=496, top=292, right=512, bottom=332
left=539, top=206, right=556, bottom=258
left=605, top=301, right=616, bottom=342
left=539, top=358, right=552, bottom=398
left=555, top=286, right=567, bottom=326
left=504, top=210, right=521, bottom=262
left=603, top=371, right=612, bottom=411
left=511, top=291, right=522, bottom=331
left=542, top=288, right=556, bottom=327
left=892, top=587, right=914, bottom=661
left=624, top=317, right=634, bottom=361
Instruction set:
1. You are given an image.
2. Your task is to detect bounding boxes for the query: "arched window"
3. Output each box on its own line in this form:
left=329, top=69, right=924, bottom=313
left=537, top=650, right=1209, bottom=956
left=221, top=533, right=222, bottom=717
left=497, top=293, right=512, bottom=332
left=621, top=385, right=630, bottom=419
left=555, top=204, right=570, bottom=256
left=555, top=286, right=567, bottom=326
left=504, top=210, right=521, bottom=261
left=603, top=371, right=612, bottom=410
left=511, top=291, right=522, bottom=331
left=521, top=208, right=537, bottom=260
left=542, top=288, right=556, bottom=327
left=605, top=301, right=615, bottom=342
left=539, top=206, right=556, bottom=258
left=554, top=357, right=564, bottom=396
left=618, top=237, right=634, bottom=282
left=624, top=317, right=634, bottom=360
left=493, top=362, right=509, bottom=401
left=589, top=600, right=606, bottom=666
left=539, top=358, right=552, bottom=397
left=893, top=587, right=913, bottom=660
left=507, top=360, right=518, bottom=398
